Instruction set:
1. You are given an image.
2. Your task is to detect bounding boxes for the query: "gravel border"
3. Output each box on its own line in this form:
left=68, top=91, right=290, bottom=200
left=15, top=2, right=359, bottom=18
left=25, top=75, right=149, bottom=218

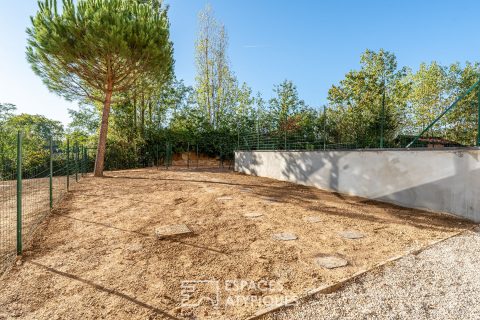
left=263, top=229, right=480, bottom=320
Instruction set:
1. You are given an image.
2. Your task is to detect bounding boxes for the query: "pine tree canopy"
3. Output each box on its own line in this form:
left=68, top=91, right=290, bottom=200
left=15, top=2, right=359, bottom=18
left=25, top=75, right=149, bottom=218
left=26, top=0, right=174, bottom=103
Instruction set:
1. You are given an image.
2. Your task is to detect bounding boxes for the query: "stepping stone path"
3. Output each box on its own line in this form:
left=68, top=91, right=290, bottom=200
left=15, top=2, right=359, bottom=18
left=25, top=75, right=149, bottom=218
left=338, top=230, right=365, bottom=239
left=272, top=233, right=298, bottom=241
left=303, top=216, right=322, bottom=223
left=216, top=196, right=233, bottom=201
left=155, top=224, right=192, bottom=239
left=244, top=212, right=263, bottom=218
left=315, top=256, right=348, bottom=269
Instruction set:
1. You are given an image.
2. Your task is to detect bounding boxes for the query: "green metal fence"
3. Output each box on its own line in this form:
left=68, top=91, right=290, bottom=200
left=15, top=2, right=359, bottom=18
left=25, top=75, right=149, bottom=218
left=237, top=79, right=480, bottom=152
left=0, top=133, right=89, bottom=276
left=96, top=137, right=237, bottom=172
left=236, top=129, right=475, bottom=152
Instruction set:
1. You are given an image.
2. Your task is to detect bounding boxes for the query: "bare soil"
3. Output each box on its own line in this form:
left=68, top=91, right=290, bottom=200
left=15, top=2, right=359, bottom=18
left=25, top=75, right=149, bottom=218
left=0, top=167, right=473, bottom=319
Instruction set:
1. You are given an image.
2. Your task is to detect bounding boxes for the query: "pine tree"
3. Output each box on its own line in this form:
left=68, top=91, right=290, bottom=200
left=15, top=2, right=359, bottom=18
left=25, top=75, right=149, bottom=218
left=26, top=0, right=173, bottom=176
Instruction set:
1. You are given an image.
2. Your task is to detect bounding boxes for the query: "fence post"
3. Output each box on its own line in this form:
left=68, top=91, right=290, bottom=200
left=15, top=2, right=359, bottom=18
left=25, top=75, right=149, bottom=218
left=80, top=146, right=83, bottom=176
left=380, top=78, right=386, bottom=148
left=83, top=146, right=87, bottom=175
left=16, top=131, right=22, bottom=256
left=66, top=138, right=70, bottom=191
left=257, top=130, right=260, bottom=150
left=165, top=142, right=168, bottom=170
left=196, top=144, right=199, bottom=168
left=83, top=147, right=87, bottom=174
left=49, top=137, right=53, bottom=209
left=237, top=127, right=240, bottom=150
left=75, top=143, right=79, bottom=182
left=477, top=83, right=480, bottom=147
left=187, top=142, right=190, bottom=168
left=323, top=106, right=327, bottom=150
left=79, top=146, right=82, bottom=176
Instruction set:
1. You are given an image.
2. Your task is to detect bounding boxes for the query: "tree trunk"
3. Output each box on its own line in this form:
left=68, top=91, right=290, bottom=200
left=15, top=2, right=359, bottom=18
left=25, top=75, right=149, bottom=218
left=94, top=88, right=113, bottom=177
left=148, top=101, right=152, bottom=123
left=133, top=92, right=137, bottom=135
left=140, top=92, right=145, bottom=138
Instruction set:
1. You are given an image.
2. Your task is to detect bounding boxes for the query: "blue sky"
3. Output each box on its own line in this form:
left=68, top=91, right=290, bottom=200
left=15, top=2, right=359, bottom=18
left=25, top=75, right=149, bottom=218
left=1, top=0, right=479, bottom=125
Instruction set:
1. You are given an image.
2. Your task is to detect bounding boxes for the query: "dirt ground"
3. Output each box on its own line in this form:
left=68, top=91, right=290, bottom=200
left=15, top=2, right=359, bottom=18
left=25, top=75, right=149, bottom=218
left=0, top=167, right=473, bottom=319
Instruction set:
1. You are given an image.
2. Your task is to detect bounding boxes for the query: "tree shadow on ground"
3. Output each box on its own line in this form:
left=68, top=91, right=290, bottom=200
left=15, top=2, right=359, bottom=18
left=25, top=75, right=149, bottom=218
left=105, top=173, right=473, bottom=232
left=234, top=151, right=476, bottom=232
left=85, top=162, right=477, bottom=234
left=51, top=212, right=229, bottom=256
left=27, top=260, right=180, bottom=319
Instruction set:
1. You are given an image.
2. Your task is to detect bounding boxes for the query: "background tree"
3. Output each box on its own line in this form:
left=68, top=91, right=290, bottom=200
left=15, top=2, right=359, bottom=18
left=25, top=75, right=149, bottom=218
left=406, top=62, right=448, bottom=133
left=327, top=49, right=410, bottom=147
left=444, top=62, right=480, bottom=145
left=26, top=0, right=174, bottom=176
left=3, top=112, right=64, bottom=171
left=0, top=104, right=17, bottom=174
left=195, top=5, right=237, bottom=129
left=269, top=80, right=306, bottom=133
left=406, top=61, right=480, bottom=145
left=68, top=104, right=100, bottom=137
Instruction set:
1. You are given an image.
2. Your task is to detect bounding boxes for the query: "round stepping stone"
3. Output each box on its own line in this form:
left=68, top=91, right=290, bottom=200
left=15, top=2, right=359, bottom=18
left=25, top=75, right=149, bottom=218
left=303, top=216, right=322, bottom=223
left=272, top=233, right=298, bottom=241
left=338, top=230, right=365, bottom=239
left=244, top=212, right=263, bottom=218
left=315, top=256, right=348, bottom=269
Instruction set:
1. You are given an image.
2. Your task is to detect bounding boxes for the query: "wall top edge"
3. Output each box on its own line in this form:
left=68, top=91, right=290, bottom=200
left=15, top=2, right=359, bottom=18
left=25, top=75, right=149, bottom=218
left=235, top=147, right=480, bottom=153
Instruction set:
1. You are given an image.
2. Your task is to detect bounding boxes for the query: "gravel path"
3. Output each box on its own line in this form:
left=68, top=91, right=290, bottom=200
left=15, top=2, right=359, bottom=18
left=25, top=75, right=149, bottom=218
left=264, top=229, right=480, bottom=320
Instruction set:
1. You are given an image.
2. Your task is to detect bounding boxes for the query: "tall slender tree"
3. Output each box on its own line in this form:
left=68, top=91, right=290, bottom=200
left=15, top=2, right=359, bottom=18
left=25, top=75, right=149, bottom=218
left=195, top=5, right=237, bottom=128
left=26, top=0, right=173, bottom=176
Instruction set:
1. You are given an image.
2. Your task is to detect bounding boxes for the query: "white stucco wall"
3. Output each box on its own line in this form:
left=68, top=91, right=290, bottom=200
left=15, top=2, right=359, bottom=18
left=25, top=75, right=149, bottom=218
left=235, top=149, right=480, bottom=222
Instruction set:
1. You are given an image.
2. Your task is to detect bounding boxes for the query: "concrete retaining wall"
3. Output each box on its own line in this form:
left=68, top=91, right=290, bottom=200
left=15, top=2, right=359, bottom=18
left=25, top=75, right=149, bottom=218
left=235, top=149, right=480, bottom=222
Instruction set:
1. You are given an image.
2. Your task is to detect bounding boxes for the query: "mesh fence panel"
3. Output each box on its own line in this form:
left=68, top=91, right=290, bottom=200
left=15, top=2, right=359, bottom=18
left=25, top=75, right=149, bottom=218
left=0, top=164, right=16, bottom=276
left=0, top=134, right=88, bottom=276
